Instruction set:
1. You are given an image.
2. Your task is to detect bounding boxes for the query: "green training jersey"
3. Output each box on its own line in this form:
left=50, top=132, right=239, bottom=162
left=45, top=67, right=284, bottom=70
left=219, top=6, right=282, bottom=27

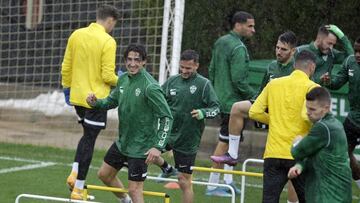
left=256, top=59, right=294, bottom=98
left=94, top=68, right=173, bottom=158
left=208, top=31, right=256, bottom=113
left=295, top=35, right=353, bottom=84
left=292, top=113, right=352, bottom=203
left=325, top=55, right=360, bottom=127
left=162, top=73, right=220, bottom=155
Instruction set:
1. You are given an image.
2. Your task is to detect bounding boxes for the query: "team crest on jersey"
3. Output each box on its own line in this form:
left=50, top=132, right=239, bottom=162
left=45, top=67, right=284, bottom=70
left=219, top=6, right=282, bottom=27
left=119, top=86, right=124, bottom=94
left=349, top=69, right=354, bottom=77
left=190, top=85, right=197, bottom=94
left=135, top=88, right=141, bottom=96
left=170, top=89, right=177, bottom=95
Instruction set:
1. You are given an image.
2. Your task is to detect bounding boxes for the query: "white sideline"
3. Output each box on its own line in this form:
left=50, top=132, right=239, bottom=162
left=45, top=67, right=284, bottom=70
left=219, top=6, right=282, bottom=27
left=15, top=194, right=100, bottom=203
left=0, top=162, right=56, bottom=174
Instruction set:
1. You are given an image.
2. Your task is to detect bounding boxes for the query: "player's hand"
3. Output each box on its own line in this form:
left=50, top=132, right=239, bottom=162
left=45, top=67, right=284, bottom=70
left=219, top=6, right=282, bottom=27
left=325, top=24, right=344, bottom=39
left=86, top=93, right=97, bottom=107
left=288, top=165, right=302, bottom=179
left=63, top=88, right=72, bottom=106
left=191, top=109, right=204, bottom=120
left=320, top=72, right=331, bottom=85
left=145, top=147, right=161, bottom=164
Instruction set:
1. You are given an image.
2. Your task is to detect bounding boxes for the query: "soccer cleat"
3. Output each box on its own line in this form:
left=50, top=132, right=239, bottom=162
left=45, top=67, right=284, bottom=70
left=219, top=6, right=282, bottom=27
left=205, top=187, right=232, bottom=197
left=210, top=153, right=239, bottom=166
left=227, top=182, right=241, bottom=194
left=156, top=167, right=178, bottom=182
left=70, top=187, right=95, bottom=200
left=66, top=171, right=77, bottom=190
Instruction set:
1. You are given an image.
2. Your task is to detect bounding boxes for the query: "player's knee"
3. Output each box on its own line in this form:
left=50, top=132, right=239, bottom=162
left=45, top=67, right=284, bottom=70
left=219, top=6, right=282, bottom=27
left=97, top=169, right=110, bottom=183
left=230, top=103, right=242, bottom=116
left=128, top=184, right=142, bottom=198
left=178, top=173, right=191, bottom=187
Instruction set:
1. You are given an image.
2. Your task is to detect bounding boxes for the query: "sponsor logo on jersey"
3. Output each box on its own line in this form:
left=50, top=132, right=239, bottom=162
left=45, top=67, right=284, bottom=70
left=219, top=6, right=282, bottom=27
left=349, top=69, right=354, bottom=77
left=135, top=88, right=141, bottom=96
left=190, top=85, right=197, bottom=94
left=170, top=89, right=177, bottom=95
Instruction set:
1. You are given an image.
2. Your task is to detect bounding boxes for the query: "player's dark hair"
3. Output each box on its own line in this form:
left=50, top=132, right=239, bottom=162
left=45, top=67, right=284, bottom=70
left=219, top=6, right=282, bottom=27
left=317, top=25, right=331, bottom=36
left=124, top=44, right=147, bottom=61
left=295, top=50, right=316, bottom=69
left=97, top=5, right=120, bottom=21
left=355, top=36, right=360, bottom=44
left=231, top=11, right=254, bottom=28
left=306, top=87, right=331, bottom=105
left=180, top=49, right=199, bottom=63
left=278, top=31, right=297, bottom=48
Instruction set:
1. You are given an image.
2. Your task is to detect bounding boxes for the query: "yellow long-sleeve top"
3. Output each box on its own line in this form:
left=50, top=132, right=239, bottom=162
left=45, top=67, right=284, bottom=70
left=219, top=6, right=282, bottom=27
left=61, top=23, right=118, bottom=108
left=249, top=70, right=318, bottom=159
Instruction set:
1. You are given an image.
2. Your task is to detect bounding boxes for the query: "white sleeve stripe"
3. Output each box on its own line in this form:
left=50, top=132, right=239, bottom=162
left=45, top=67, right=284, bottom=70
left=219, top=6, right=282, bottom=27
left=319, top=121, right=331, bottom=147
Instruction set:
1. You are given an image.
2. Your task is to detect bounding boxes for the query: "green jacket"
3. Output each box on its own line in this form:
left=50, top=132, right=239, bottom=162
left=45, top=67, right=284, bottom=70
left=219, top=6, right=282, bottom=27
left=325, top=55, right=360, bottom=127
left=162, top=73, right=220, bottom=155
left=256, top=59, right=294, bottom=98
left=94, top=68, right=173, bottom=158
left=292, top=113, right=352, bottom=203
left=208, top=31, right=256, bottom=113
left=295, top=35, right=353, bottom=84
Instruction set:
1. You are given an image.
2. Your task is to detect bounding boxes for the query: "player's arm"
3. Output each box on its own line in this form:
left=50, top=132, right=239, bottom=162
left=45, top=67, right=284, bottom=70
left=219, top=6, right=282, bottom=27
left=208, top=50, right=215, bottom=85
left=326, top=25, right=354, bottom=63
left=230, top=46, right=256, bottom=100
left=327, top=57, right=350, bottom=90
left=254, top=62, right=272, bottom=99
left=194, top=81, right=220, bottom=120
left=61, top=34, right=74, bottom=88
left=146, top=84, right=173, bottom=151
left=249, top=83, right=269, bottom=124
left=101, top=38, right=118, bottom=86
left=291, top=122, right=329, bottom=160
left=91, top=83, right=119, bottom=110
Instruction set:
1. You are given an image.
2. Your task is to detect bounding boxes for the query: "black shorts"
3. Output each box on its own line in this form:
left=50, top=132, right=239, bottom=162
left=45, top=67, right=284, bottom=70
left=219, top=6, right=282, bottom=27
left=74, top=106, right=107, bottom=129
left=104, top=143, right=147, bottom=182
left=344, top=117, right=360, bottom=146
left=173, top=150, right=196, bottom=174
left=219, top=113, right=244, bottom=143
left=263, top=158, right=305, bottom=203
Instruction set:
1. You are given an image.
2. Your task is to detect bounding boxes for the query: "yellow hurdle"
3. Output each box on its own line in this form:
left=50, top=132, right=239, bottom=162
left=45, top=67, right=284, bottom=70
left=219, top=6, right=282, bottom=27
left=191, top=166, right=263, bottom=177
left=85, top=184, right=170, bottom=203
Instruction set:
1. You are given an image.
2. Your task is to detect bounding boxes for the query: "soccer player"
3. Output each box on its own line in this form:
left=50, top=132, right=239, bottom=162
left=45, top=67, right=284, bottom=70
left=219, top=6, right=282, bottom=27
left=320, top=37, right=360, bottom=191
left=296, top=24, right=353, bottom=84
left=288, top=87, right=352, bottom=203
left=249, top=50, right=319, bottom=203
left=206, top=11, right=256, bottom=196
left=61, top=5, right=120, bottom=200
left=86, top=44, right=173, bottom=203
left=211, top=31, right=300, bottom=202
left=155, top=49, right=220, bottom=203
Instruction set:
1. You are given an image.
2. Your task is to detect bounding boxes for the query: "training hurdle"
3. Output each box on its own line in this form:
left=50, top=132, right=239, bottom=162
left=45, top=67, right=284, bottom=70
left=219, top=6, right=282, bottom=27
left=147, top=176, right=236, bottom=203
left=240, top=158, right=264, bottom=203
left=86, top=184, right=171, bottom=203
left=191, top=165, right=263, bottom=203
left=15, top=193, right=100, bottom=203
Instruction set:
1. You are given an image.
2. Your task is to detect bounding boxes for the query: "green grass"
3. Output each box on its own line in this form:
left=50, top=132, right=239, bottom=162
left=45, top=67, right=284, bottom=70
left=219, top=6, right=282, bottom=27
left=0, top=142, right=358, bottom=202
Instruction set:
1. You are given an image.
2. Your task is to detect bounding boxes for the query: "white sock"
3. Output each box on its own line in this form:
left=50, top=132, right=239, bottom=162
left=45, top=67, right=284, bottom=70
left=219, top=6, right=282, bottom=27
left=74, top=179, right=85, bottom=190
left=207, top=171, right=220, bottom=190
left=287, top=201, right=299, bottom=203
left=224, top=164, right=233, bottom=184
left=119, top=194, right=132, bottom=203
left=356, top=179, right=360, bottom=188
left=72, top=162, right=79, bottom=173
left=228, top=134, right=240, bottom=159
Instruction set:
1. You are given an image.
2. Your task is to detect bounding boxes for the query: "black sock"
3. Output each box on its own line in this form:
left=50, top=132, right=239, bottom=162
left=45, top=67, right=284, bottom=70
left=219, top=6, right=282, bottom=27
left=160, top=161, right=173, bottom=173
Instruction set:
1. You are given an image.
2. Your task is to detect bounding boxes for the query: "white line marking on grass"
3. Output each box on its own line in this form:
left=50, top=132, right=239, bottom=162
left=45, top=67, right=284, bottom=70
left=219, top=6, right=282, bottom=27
left=0, top=155, right=56, bottom=174
left=0, top=162, right=56, bottom=174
